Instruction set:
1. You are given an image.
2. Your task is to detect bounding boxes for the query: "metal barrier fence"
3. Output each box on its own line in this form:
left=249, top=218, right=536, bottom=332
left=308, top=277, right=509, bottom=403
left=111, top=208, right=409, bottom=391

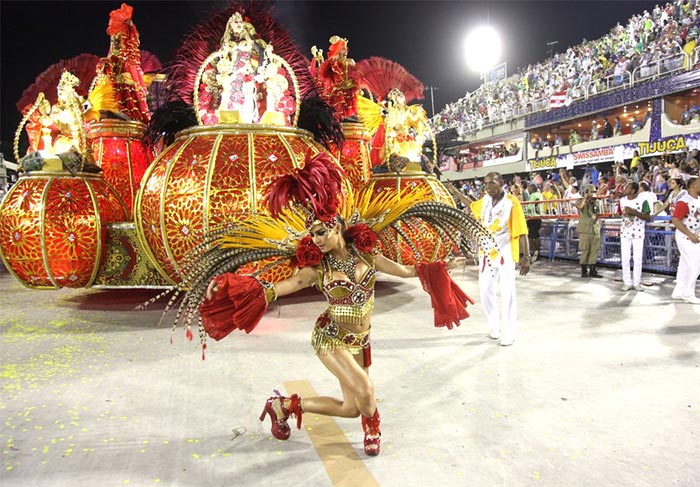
left=521, top=196, right=618, bottom=219
left=538, top=216, right=679, bottom=274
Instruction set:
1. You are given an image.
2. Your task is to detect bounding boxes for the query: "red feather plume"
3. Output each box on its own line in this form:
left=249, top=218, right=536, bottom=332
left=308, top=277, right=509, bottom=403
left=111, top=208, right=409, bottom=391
left=166, top=0, right=315, bottom=105
left=355, top=57, right=424, bottom=102
left=263, top=152, right=344, bottom=220
left=16, top=53, right=99, bottom=112
left=16, top=51, right=162, bottom=114
left=140, top=49, right=163, bottom=73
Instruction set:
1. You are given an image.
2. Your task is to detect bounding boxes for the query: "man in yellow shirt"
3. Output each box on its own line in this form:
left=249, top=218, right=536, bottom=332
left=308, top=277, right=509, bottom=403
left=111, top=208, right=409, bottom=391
left=471, top=172, right=530, bottom=346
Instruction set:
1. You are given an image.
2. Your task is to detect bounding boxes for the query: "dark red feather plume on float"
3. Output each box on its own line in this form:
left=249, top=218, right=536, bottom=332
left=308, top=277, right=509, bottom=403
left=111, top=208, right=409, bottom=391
left=166, top=0, right=315, bottom=105
left=355, top=56, right=425, bottom=102
left=139, top=50, right=163, bottom=73
left=263, top=152, right=344, bottom=220
left=16, top=53, right=100, bottom=112
left=16, top=50, right=163, bottom=113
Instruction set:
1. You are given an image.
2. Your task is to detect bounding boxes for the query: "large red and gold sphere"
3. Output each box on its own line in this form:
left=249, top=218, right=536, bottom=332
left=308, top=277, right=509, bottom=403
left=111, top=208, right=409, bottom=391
left=368, top=171, right=454, bottom=264
left=87, top=120, right=153, bottom=219
left=134, top=124, right=333, bottom=284
left=0, top=172, right=129, bottom=289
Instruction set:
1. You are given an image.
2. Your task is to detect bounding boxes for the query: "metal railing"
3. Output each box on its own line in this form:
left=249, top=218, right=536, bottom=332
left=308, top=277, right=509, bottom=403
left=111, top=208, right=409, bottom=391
left=632, top=52, right=688, bottom=83
left=521, top=196, right=618, bottom=219
left=538, top=216, right=679, bottom=274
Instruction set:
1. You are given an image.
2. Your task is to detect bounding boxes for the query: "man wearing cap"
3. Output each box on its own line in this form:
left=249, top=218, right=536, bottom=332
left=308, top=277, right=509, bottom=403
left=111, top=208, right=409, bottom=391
left=576, top=185, right=603, bottom=278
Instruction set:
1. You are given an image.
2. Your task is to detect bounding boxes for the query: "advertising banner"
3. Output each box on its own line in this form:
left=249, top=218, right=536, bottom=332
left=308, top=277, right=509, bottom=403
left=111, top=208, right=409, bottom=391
left=527, top=132, right=700, bottom=171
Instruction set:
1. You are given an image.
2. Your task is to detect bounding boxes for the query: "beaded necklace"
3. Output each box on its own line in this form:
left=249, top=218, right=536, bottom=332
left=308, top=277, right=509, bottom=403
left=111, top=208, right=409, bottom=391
left=327, top=249, right=357, bottom=282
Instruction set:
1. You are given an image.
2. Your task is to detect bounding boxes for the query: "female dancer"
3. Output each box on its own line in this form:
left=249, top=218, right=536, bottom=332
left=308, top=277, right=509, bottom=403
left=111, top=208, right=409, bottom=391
left=176, top=153, right=497, bottom=457
left=205, top=212, right=465, bottom=456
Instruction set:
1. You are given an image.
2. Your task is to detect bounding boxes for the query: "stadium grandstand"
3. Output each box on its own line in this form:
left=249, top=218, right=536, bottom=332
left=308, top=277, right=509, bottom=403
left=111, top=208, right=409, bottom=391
left=431, top=2, right=700, bottom=274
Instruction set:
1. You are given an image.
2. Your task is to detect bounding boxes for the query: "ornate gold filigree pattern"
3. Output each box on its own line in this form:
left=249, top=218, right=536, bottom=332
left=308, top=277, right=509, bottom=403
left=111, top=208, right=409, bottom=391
left=367, top=172, right=454, bottom=264
left=134, top=126, right=331, bottom=284
left=0, top=174, right=128, bottom=289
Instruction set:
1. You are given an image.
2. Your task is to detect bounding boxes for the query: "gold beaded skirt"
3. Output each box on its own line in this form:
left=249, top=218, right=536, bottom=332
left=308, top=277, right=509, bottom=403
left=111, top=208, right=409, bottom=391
left=311, top=311, right=370, bottom=356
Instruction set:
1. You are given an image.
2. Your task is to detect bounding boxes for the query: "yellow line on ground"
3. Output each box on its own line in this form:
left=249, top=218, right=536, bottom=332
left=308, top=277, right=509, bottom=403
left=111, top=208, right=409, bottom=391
left=284, top=380, right=380, bottom=487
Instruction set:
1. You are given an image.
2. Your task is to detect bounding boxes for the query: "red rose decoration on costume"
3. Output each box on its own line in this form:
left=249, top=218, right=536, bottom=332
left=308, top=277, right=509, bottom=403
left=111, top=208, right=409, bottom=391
left=295, top=235, right=323, bottom=268
left=345, top=224, right=378, bottom=253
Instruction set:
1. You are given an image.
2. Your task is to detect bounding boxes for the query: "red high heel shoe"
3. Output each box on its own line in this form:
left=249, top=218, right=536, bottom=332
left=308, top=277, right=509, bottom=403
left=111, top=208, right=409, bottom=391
left=259, top=393, right=303, bottom=440
left=361, top=408, right=381, bottom=456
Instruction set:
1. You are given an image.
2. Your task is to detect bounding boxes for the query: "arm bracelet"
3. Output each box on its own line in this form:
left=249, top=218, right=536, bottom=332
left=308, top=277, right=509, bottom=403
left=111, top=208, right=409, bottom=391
left=257, top=278, right=277, bottom=304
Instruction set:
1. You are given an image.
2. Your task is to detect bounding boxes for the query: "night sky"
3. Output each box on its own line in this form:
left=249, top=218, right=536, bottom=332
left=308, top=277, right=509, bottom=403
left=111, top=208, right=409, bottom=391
left=0, top=0, right=655, bottom=159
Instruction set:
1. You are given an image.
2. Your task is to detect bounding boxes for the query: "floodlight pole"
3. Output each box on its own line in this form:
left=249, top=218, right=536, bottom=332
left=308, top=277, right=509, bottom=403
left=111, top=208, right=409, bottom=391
left=425, top=86, right=439, bottom=118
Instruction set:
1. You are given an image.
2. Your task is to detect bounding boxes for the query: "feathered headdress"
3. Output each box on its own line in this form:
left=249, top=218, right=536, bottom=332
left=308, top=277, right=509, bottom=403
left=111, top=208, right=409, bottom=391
left=107, top=3, right=134, bottom=36
left=263, top=151, right=344, bottom=228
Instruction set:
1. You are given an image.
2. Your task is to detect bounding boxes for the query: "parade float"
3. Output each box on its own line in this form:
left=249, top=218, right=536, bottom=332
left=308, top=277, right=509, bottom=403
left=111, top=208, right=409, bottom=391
left=0, top=3, right=456, bottom=291
left=134, top=10, right=347, bottom=285
left=0, top=3, right=166, bottom=289
left=0, top=70, right=130, bottom=289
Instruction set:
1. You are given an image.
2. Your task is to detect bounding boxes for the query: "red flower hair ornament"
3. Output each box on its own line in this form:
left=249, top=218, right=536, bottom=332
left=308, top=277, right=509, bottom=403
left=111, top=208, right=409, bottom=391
left=293, top=235, right=323, bottom=268
left=344, top=223, right=378, bottom=253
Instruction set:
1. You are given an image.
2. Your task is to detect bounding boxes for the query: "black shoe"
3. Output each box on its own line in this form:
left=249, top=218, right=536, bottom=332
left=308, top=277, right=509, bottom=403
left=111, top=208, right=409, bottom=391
left=580, top=265, right=588, bottom=278
left=589, top=266, right=603, bottom=278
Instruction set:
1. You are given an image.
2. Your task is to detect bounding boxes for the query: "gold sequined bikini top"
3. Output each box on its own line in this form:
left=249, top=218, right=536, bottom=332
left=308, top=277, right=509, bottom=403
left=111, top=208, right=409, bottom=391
left=316, top=254, right=376, bottom=327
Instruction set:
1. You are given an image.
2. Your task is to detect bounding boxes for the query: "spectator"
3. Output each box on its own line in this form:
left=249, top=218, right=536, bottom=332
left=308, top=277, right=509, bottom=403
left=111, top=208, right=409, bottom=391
left=431, top=3, right=696, bottom=135
left=630, top=150, right=642, bottom=173
left=526, top=183, right=544, bottom=261
left=552, top=133, right=562, bottom=156
left=603, top=118, right=614, bottom=138
left=655, top=176, right=688, bottom=215
left=613, top=116, right=623, bottom=136
left=631, top=116, right=643, bottom=133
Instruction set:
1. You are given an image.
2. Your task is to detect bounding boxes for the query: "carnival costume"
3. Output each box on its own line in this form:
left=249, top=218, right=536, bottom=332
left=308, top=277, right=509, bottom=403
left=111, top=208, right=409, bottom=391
left=154, top=148, right=500, bottom=456
left=310, top=36, right=360, bottom=121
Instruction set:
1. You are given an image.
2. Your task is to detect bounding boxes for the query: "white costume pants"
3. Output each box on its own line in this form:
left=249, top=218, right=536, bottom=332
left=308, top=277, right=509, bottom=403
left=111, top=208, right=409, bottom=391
left=479, top=254, right=517, bottom=340
left=672, top=235, right=700, bottom=298
left=621, top=236, right=644, bottom=286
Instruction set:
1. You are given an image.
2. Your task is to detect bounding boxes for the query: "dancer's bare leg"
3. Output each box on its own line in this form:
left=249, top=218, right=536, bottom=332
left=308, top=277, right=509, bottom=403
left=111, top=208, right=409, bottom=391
left=286, top=349, right=376, bottom=418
